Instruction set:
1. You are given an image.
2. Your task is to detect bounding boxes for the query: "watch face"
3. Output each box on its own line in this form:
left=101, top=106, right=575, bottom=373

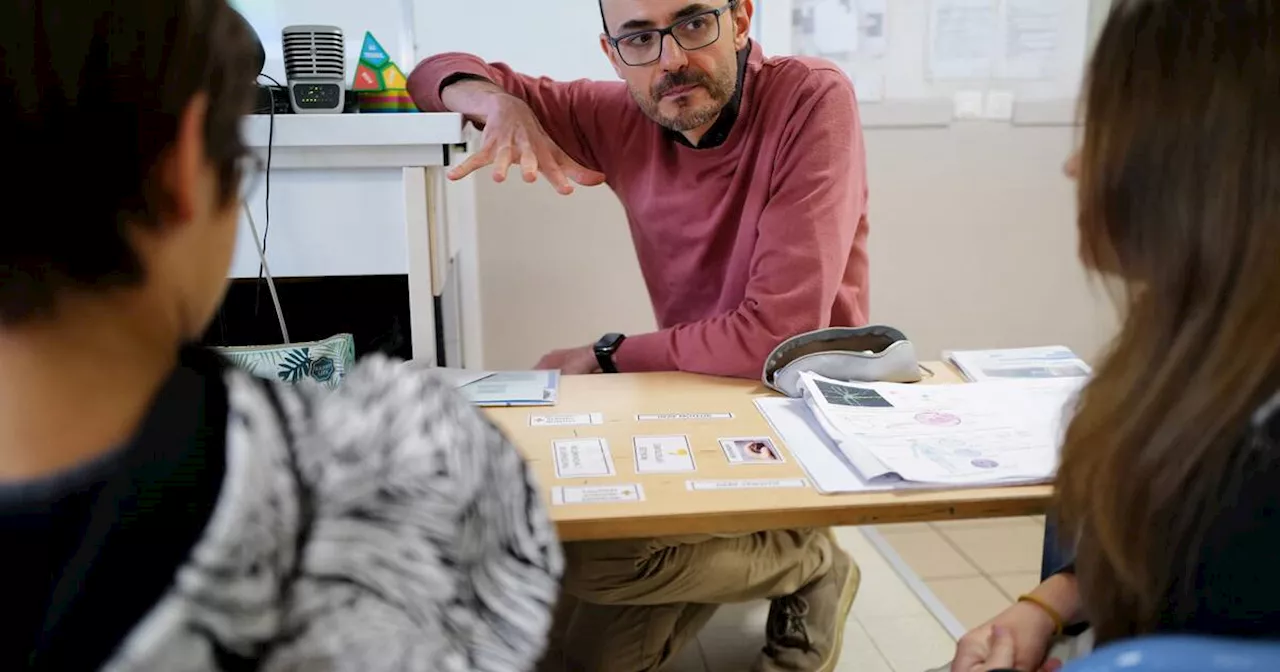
left=596, top=333, right=625, bottom=351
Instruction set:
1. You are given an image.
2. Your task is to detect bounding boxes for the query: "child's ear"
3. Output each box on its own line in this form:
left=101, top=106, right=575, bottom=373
left=157, top=93, right=210, bottom=224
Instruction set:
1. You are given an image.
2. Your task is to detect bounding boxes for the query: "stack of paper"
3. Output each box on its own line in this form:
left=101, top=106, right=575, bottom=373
left=755, top=372, right=1080, bottom=493
left=407, top=363, right=561, bottom=407
left=423, top=367, right=495, bottom=389
left=457, top=370, right=561, bottom=407
left=945, top=345, right=1091, bottom=382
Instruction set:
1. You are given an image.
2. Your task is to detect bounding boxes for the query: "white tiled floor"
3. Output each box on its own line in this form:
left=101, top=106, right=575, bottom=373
left=877, top=517, right=1048, bottom=632
left=663, top=526, right=956, bottom=672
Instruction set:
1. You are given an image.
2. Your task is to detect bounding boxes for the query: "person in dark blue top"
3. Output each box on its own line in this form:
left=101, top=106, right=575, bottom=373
left=0, top=1, right=561, bottom=670
left=950, top=1, right=1280, bottom=670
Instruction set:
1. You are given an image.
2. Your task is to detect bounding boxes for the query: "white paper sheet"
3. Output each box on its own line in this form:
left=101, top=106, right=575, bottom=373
left=859, top=0, right=889, bottom=57
left=946, top=345, right=1091, bottom=382
left=422, top=367, right=494, bottom=389
left=928, top=0, right=998, bottom=80
left=798, top=373, right=1078, bottom=485
left=811, top=0, right=860, bottom=56
left=755, top=396, right=923, bottom=494
left=997, top=0, right=1063, bottom=79
left=458, top=370, right=560, bottom=406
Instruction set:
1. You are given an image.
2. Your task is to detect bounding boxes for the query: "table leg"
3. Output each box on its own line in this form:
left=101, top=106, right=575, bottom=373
left=404, top=166, right=437, bottom=364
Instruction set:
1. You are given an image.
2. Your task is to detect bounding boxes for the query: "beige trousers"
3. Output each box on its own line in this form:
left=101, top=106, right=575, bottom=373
left=539, top=529, right=836, bottom=672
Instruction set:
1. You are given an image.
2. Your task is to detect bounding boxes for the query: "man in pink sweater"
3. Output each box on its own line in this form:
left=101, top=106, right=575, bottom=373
left=409, top=1, right=865, bottom=670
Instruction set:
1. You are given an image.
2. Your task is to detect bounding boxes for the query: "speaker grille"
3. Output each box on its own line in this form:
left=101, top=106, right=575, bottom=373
left=281, top=26, right=345, bottom=81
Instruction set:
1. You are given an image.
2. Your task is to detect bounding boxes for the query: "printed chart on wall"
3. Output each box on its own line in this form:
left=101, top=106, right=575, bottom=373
left=790, top=0, right=889, bottom=101
left=927, top=0, right=1088, bottom=83
left=792, top=0, right=888, bottom=61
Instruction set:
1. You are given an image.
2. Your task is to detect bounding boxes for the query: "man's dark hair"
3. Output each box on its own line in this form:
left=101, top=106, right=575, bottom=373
left=599, top=0, right=611, bottom=36
left=0, top=0, right=259, bottom=324
left=599, top=0, right=745, bottom=38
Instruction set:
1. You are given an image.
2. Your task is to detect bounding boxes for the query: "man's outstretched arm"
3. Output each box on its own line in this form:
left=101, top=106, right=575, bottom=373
left=408, top=54, right=610, bottom=193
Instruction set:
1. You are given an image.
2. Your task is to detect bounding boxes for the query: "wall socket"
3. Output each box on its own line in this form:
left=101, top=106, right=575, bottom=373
left=953, top=90, right=985, bottom=119
left=984, top=91, right=1017, bottom=121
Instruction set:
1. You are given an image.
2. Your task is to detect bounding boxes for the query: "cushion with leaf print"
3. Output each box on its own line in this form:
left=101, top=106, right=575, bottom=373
left=215, top=333, right=356, bottom=391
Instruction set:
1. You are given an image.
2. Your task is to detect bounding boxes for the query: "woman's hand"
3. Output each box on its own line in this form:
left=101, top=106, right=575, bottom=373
left=950, top=625, right=1018, bottom=672
left=950, top=601, right=1063, bottom=672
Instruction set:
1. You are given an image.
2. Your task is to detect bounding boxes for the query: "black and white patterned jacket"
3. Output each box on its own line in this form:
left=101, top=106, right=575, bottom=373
left=102, top=356, right=563, bottom=671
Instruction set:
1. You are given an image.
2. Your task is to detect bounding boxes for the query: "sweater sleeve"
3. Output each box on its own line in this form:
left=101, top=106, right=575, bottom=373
left=407, top=52, right=613, bottom=172
left=264, top=357, right=564, bottom=672
left=614, top=71, right=869, bottom=379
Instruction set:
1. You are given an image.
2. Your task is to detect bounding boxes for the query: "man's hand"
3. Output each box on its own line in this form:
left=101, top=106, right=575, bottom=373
left=443, top=83, right=606, bottom=195
left=535, top=345, right=601, bottom=375
left=950, top=601, right=1063, bottom=672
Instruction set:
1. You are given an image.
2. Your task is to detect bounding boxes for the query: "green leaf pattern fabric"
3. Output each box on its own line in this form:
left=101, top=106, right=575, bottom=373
left=215, top=334, right=355, bottom=390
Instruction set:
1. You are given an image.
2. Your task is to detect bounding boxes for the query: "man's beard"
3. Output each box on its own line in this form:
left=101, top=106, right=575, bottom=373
left=630, top=64, right=738, bottom=132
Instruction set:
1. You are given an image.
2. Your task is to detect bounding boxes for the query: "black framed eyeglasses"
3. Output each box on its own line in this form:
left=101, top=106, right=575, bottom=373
left=606, top=1, right=738, bottom=67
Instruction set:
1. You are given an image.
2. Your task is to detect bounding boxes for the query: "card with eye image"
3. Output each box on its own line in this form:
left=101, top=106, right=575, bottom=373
left=719, top=437, right=785, bottom=465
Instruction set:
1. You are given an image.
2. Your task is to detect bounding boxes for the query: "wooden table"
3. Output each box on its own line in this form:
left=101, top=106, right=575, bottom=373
left=485, top=364, right=1053, bottom=542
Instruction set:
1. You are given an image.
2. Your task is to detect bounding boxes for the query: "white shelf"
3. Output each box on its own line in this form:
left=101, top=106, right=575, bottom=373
left=860, top=101, right=954, bottom=129
left=242, top=113, right=465, bottom=169
left=1013, top=100, right=1081, bottom=127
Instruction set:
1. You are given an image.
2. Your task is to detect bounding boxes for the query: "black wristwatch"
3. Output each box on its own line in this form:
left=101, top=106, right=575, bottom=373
left=593, top=333, right=626, bottom=374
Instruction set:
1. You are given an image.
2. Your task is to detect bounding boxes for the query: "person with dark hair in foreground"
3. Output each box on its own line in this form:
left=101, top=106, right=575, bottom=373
left=0, top=1, right=560, bottom=669
left=950, top=1, right=1280, bottom=670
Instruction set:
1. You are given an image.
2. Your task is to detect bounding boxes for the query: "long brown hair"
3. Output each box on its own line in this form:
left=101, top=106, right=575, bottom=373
left=1057, top=0, right=1280, bottom=644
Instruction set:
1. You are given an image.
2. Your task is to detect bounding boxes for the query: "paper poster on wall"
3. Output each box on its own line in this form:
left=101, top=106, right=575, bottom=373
left=928, top=0, right=998, bottom=80
left=996, top=0, right=1062, bottom=79
left=793, top=0, right=858, bottom=59
left=859, top=0, right=888, bottom=57
left=791, top=0, right=888, bottom=61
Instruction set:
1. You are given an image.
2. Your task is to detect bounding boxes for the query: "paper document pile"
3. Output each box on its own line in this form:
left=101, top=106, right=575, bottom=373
left=945, top=345, right=1091, bottom=382
left=456, top=370, right=560, bottom=407
left=408, top=363, right=561, bottom=407
left=756, top=371, right=1082, bottom=494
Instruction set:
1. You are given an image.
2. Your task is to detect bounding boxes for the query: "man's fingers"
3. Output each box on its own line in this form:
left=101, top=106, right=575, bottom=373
left=985, top=626, right=1016, bottom=671
left=534, top=353, right=562, bottom=370
left=518, top=141, right=539, bottom=183
left=447, top=148, right=493, bottom=181
left=491, top=144, right=515, bottom=182
left=571, top=168, right=607, bottom=186
left=563, top=157, right=607, bottom=186
left=536, top=150, right=575, bottom=195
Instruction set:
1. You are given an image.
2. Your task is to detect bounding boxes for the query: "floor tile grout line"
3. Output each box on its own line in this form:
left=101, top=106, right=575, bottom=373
left=933, top=524, right=994, bottom=578
left=877, top=528, right=983, bottom=579
left=939, top=523, right=1046, bottom=577
left=987, top=573, right=1036, bottom=603
left=934, top=524, right=1031, bottom=603
left=863, top=526, right=967, bottom=640
left=851, top=617, right=899, bottom=672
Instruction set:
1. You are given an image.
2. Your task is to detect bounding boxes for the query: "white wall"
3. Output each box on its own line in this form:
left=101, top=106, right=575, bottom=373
left=414, top=1, right=617, bottom=81
left=468, top=124, right=1118, bottom=370
left=414, top=0, right=1118, bottom=370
